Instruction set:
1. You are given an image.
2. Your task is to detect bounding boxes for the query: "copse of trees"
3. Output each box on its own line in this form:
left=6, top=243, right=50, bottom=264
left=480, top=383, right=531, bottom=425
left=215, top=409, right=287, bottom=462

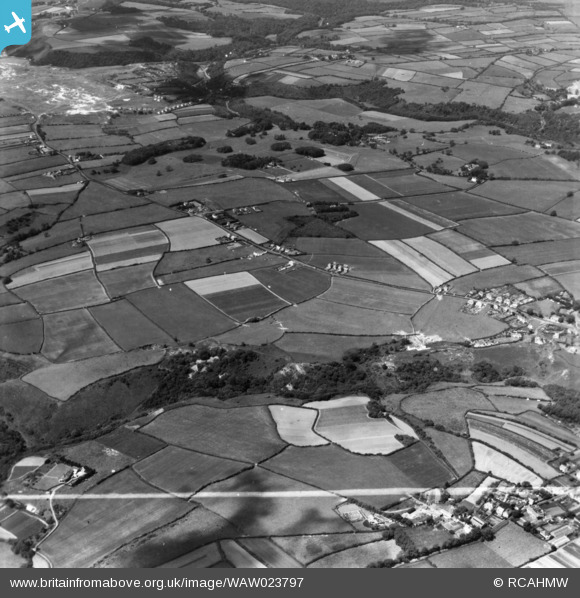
left=270, top=141, right=292, bottom=151
left=307, top=120, right=396, bottom=146
left=122, top=136, right=206, bottom=165
left=220, top=153, right=280, bottom=170
left=295, top=146, right=325, bottom=158
left=539, top=385, right=580, bottom=423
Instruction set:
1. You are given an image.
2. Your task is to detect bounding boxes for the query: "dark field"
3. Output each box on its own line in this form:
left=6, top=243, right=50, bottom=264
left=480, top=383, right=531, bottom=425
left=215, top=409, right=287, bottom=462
left=252, top=266, right=331, bottom=304
left=97, top=427, right=166, bottom=460
left=206, top=285, right=288, bottom=322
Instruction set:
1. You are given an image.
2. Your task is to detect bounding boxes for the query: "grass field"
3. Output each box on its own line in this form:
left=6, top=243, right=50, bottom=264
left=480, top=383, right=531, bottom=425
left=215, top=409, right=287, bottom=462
left=126, top=284, right=235, bottom=343
left=495, top=239, right=580, bottom=266
left=0, top=302, right=38, bottom=324
left=402, top=387, right=494, bottom=433
left=412, top=296, right=508, bottom=341
left=42, top=309, right=120, bottom=363
left=134, top=446, right=249, bottom=497
left=194, top=466, right=351, bottom=536
left=62, top=182, right=148, bottom=220
left=271, top=532, right=383, bottom=565
left=158, top=543, right=222, bottom=569
left=14, top=270, right=109, bottom=313
left=268, top=406, right=328, bottom=447
left=274, top=332, right=394, bottom=362
left=82, top=204, right=178, bottom=236
left=541, top=260, right=580, bottom=298
left=514, top=276, right=563, bottom=299
left=156, top=217, right=224, bottom=251
left=425, top=428, right=473, bottom=477
left=488, top=522, right=550, bottom=567
left=7, top=252, right=93, bottom=288
left=471, top=441, right=542, bottom=486
left=427, top=542, right=511, bottom=568
left=309, top=539, right=400, bottom=568
left=276, top=298, right=412, bottom=336
left=458, top=212, right=580, bottom=246
left=0, top=319, right=44, bottom=353
left=370, top=240, right=453, bottom=288
left=262, top=443, right=452, bottom=509
left=23, top=348, right=164, bottom=401
left=237, top=538, right=303, bottom=568
left=90, top=299, right=174, bottom=350
left=97, top=427, right=166, bottom=461
left=518, top=412, right=580, bottom=449
left=339, top=203, right=433, bottom=240
left=236, top=201, right=310, bottom=244
left=450, top=264, right=543, bottom=294
left=97, top=262, right=157, bottom=298
left=1, top=511, right=46, bottom=541
left=40, top=469, right=192, bottom=568
left=252, top=266, right=330, bottom=304
left=286, top=180, right=349, bottom=203
left=220, top=540, right=266, bottom=568
left=141, top=405, right=286, bottom=463
left=320, top=277, right=428, bottom=315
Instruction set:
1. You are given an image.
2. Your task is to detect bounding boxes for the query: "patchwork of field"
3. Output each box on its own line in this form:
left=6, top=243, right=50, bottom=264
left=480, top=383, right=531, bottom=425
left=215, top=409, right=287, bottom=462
left=40, top=470, right=193, bottom=568
left=87, top=226, right=169, bottom=271
left=541, top=260, right=580, bottom=298
left=495, top=239, right=580, bottom=266
left=303, top=395, right=409, bottom=455
left=141, top=405, right=286, bottom=463
left=403, top=237, right=477, bottom=277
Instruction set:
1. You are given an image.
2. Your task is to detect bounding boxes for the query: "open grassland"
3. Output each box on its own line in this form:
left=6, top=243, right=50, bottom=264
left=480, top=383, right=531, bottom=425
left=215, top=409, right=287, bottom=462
left=252, top=266, right=330, bottom=304
left=134, top=446, right=249, bottom=498
left=425, top=428, right=473, bottom=477
left=237, top=538, right=303, bottom=568
left=402, top=387, right=494, bottom=434
left=23, top=348, right=164, bottom=401
left=7, top=252, right=93, bottom=288
left=274, top=333, right=394, bottom=363
left=319, top=277, right=428, bottom=315
left=275, top=299, right=412, bottom=336
left=450, top=265, right=542, bottom=294
left=405, top=191, right=521, bottom=220
left=412, top=296, right=508, bottom=341
left=471, top=180, right=580, bottom=212
left=495, top=239, right=580, bottom=266
left=97, top=262, right=157, bottom=298
left=268, top=406, right=328, bottom=447
left=156, top=217, right=224, bottom=251
left=14, top=270, right=109, bottom=313
left=90, top=299, right=174, bottom=350
left=194, top=467, right=351, bottom=536
left=458, top=212, right=580, bottom=246
left=141, top=405, right=286, bottom=463
left=40, top=470, right=192, bottom=568
left=339, top=203, right=433, bottom=241
left=97, top=428, right=166, bottom=461
left=126, top=284, right=235, bottom=343
left=370, top=240, right=452, bottom=288
left=471, top=442, right=542, bottom=486
left=88, top=226, right=168, bottom=271
left=262, top=443, right=452, bottom=509
left=309, top=539, right=400, bottom=568
left=42, top=309, right=120, bottom=363
left=272, top=532, right=383, bottom=565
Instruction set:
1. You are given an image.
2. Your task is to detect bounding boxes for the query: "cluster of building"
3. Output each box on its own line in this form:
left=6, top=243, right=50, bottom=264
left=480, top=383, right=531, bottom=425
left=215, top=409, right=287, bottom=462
left=324, top=262, right=351, bottom=274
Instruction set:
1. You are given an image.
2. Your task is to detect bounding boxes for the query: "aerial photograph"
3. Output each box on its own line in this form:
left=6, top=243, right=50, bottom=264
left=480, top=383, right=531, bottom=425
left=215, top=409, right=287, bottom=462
left=0, top=0, right=580, bottom=570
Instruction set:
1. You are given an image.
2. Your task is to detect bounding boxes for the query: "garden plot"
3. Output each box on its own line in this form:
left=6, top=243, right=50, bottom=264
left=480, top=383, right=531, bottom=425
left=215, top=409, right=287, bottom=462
left=87, top=226, right=168, bottom=271
left=370, top=240, right=453, bottom=288
left=268, top=406, right=328, bottom=447
left=6, top=252, right=93, bottom=288
left=155, top=217, right=224, bottom=251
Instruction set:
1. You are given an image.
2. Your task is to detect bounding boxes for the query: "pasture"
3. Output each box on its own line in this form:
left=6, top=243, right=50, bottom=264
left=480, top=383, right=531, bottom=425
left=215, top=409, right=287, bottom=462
left=156, top=217, right=224, bottom=251
left=402, top=387, right=494, bottom=433
left=90, top=300, right=174, bottom=350
left=62, top=182, right=148, bottom=220
left=41, top=309, right=120, bottom=362
left=23, top=349, right=164, bottom=401
left=14, top=270, right=109, bottom=313
left=82, top=204, right=178, bottom=236
left=0, top=319, right=43, bottom=354
left=496, top=239, right=580, bottom=266
left=134, top=446, right=249, bottom=497
left=220, top=541, right=266, bottom=568
left=514, top=276, right=563, bottom=298
left=541, top=260, right=580, bottom=298
left=428, top=542, right=511, bottom=568
left=237, top=539, right=302, bottom=568
left=412, top=295, right=508, bottom=341
left=262, top=443, right=452, bottom=508
left=252, top=266, right=330, bottom=304
left=268, top=406, right=328, bottom=447
left=403, top=237, right=477, bottom=277
left=97, top=262, right=157, bottom=298
left=275, top=298, right=413, bottom=336
left=39, top=470, right=192, bottom=568
left=320, top=277, right=428, bottom=315
left=490, top=522, right=550, bottom=567
left=7, top=252, right=93, bottom=288
left=141, top=405, right=286, bottom=463
left=425, top=429, right=473, bottom=477
left=471, top=442, right=542, bottom=486
left=450, top=264, right=542, bottom=294
left=126, top=284, right=235, bottom=343
left=97, top=427, right=165, bottom=460
left=194, top=467, right=351, bottom=536
left=236, top=201, right=310, bottom=244
left=309, top=540, right=400, bottom=568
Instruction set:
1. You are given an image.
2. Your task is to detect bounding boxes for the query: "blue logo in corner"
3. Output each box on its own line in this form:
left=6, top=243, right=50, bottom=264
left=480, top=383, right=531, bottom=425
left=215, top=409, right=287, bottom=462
left=1, top=0, right=31, bottom=53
